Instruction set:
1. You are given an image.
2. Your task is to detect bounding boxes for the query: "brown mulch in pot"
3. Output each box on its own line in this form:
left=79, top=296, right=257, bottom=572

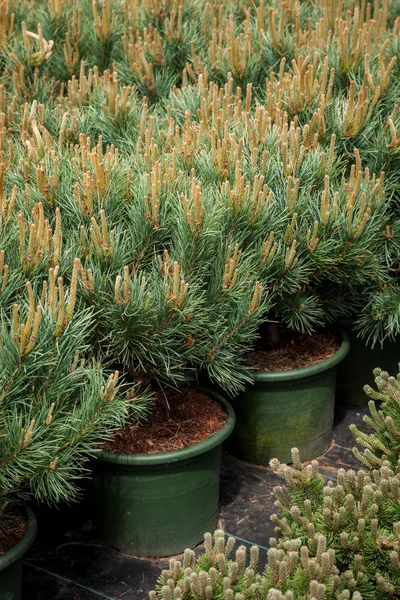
left=0, top=508, right=27, bottom=555
left=245, top=329, right=340, bottom=372
left=105, top=387, right=227, bottom=455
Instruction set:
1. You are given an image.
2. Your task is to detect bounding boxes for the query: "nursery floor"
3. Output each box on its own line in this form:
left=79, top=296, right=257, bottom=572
left=23, top=403, right=368, bottom=600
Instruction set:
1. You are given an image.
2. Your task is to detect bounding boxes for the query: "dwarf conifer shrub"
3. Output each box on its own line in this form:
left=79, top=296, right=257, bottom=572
left=150, top=366, right=400, bottom=599
left=270, top=453, right=400, bottom=598
left=0, top=273, right=148, bottom=523
left=150, top=530, right=363, bottom=600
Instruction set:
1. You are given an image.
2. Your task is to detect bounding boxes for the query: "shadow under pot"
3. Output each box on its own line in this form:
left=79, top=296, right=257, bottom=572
left=0, top=506, right=37, bottom=600
left=226, top=329, right=350, bottom=466
left=93, top=388, right=235, bottom=558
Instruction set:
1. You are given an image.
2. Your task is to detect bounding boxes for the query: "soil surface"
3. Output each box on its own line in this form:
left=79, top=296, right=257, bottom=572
left=245, top=329, right=340, bottom=372
left=105, top=387, right=227, bottom=454
left=0, top=508, right=27, bottom=555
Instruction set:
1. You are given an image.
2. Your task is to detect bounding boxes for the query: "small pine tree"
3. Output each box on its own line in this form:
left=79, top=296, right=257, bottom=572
left=0, top=275, right=148, bottom=526
left=268, top=367, right=400, bottom=598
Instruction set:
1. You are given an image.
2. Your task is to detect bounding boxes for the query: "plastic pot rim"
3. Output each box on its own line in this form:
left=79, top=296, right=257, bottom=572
left=0, top=504, right=37, bottom=573
left=96, top=387, right=235, bottom=466
left=248, top=328, right=350, bottom=383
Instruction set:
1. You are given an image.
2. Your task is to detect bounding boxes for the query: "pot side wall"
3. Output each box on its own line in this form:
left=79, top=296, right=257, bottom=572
left=0, top=507, right=37, bottom=600
left=0, top=560, right=23, bottom=600
left=227, top=368, right=337, bottom=465
left=94, top=448, right=221, bottom=557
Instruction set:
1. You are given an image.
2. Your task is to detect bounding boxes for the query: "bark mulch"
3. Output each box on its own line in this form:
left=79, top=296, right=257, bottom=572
left=245, top=329, right=340, bottom=372
left=105, top=387, right=227, bottom=454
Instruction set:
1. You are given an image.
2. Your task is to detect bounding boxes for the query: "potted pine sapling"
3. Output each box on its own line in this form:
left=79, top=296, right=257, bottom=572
left=0, top=275, right=147, bottom=600
left=184, top=34, right=400, bottom=462
left=0, top=67, right=261, bottom=557
left=86, top=212, right=265, bottom=557
left=14, top=92, right=265, bottom=557
left=331, top=17, right=400, bottom=404
left=257, top=0, right=400, bottom=408
left=167, top=78, right=394, bottom=465
left=225, top=148, right=393, bottom=464
left=150, top=366, right=400, bottom=600
left=331, top=36, right=400, bottom=405
left=152, top=0, right=400, bottom=457
left=165, top=0, right=400, bottom=409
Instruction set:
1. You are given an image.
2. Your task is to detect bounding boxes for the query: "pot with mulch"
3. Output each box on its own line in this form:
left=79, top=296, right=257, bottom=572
left=226, top=327, right=350, bottom=466
left=93, top=387, right=235, bottom=557
left=336, top=319, right=399, bottom=405
left=0, top=506, right=37, bottom=600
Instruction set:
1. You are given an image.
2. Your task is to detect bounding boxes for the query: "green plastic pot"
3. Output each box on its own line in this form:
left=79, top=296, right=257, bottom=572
left=93, top=388, right=235, bottom=557
left=0, top=506, right=37, bottom=600
left=336, top=320, right=400, bottom=405
left=226, top=330, right=350, bottom=465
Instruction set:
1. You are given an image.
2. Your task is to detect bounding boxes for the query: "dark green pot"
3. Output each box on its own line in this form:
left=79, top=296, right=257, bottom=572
left=336, top=320, right=400, bottom=405
left=93, top=388, right=235, bottom=557
left=226, top=331, right=350, bottom=465
left=0, top=506, right=37, bottom=600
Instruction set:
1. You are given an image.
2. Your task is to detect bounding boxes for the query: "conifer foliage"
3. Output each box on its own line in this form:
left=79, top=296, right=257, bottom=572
left=150, top=530, right=363, bottom=600
left=0, top=273, right=148, bottom=522
left=0, top=0, right=398, bottom=395
left=351, top=365, right=400, bottom=469
left=270, top=451, right=400, bottom=599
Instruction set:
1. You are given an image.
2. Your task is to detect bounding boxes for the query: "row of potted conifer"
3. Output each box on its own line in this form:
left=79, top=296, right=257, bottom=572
left=0, top=0, right=399, bottom=597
